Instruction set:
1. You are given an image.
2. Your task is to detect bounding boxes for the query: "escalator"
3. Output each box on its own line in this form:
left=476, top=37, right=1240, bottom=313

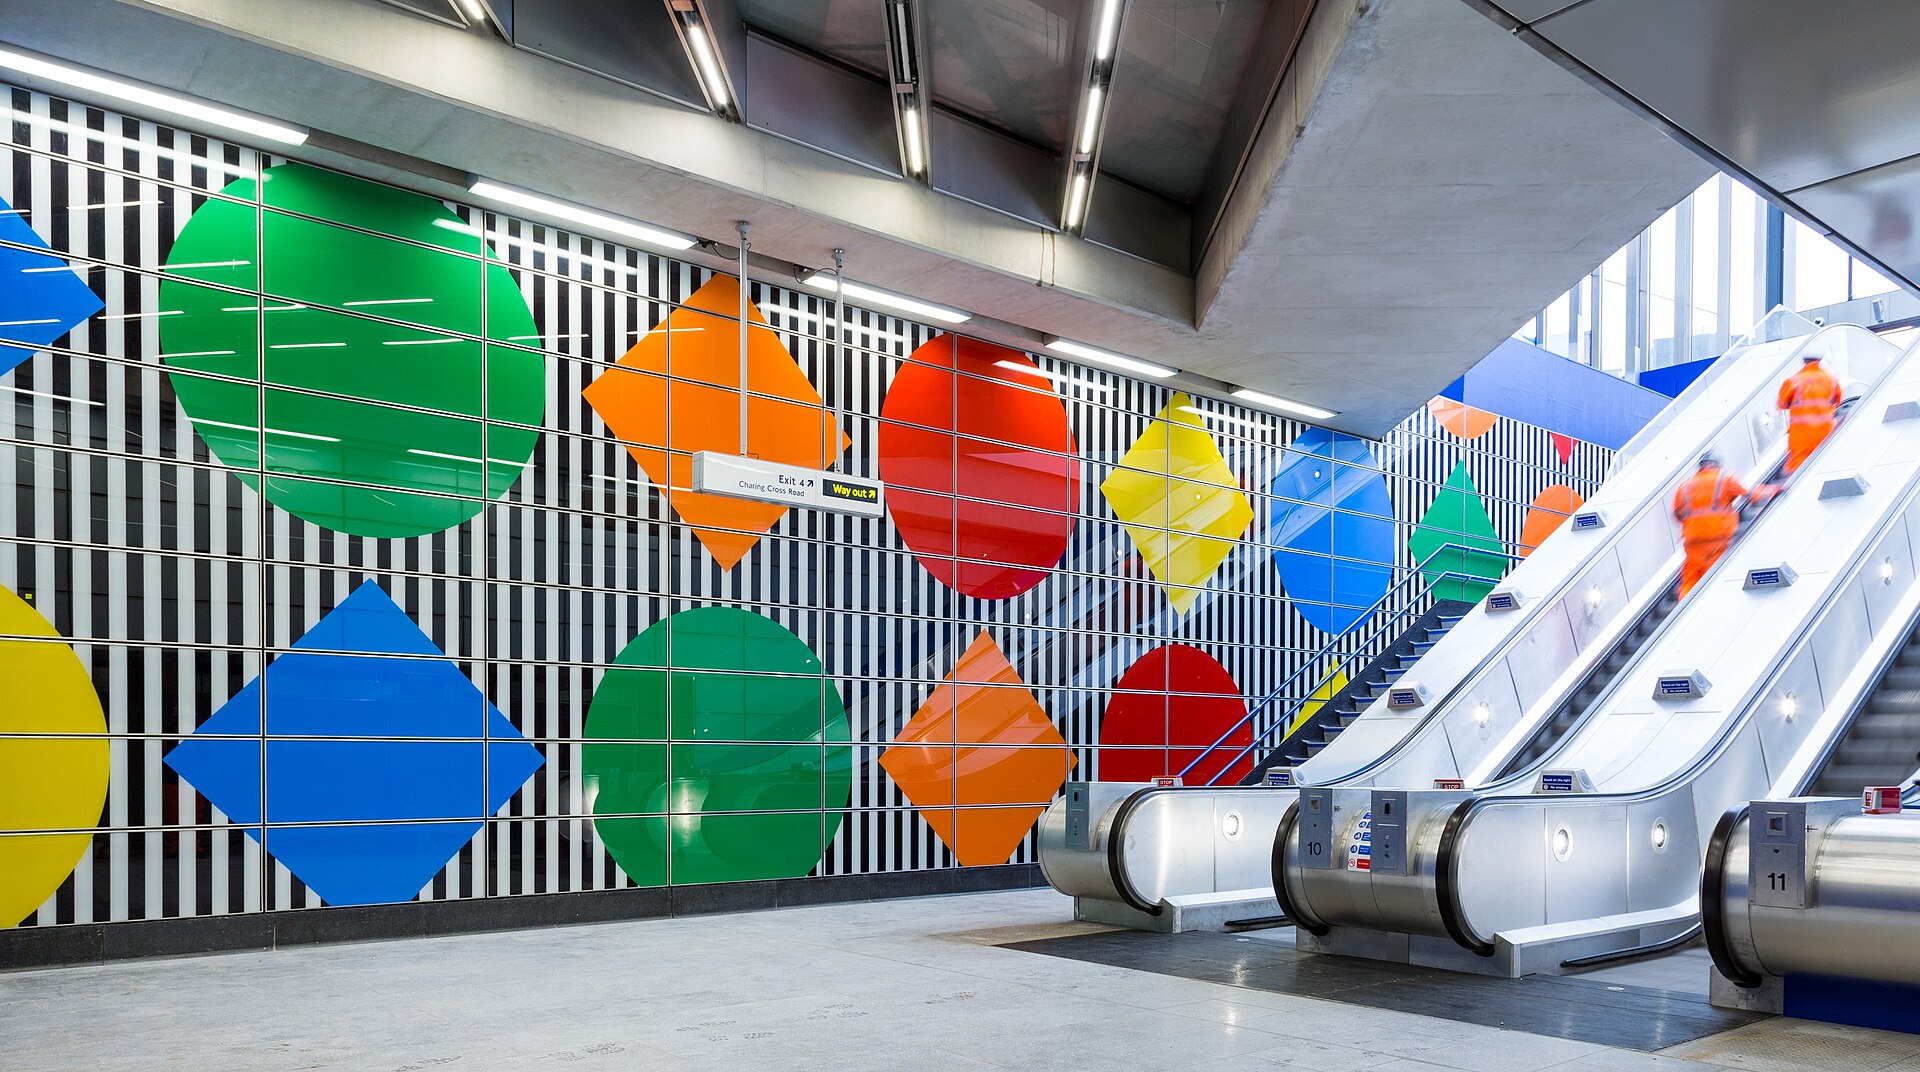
left=1039, top=314, right=1867, bottom=930
left=1696, top=603, right=1920, bottom=1007
left=1497, top=590, right=1680, bottom=777
left=1275, top=325, right=1918, bottom=974
left=1810, top=628, right=1920, bottom=796
left=1288, top=610, right=1468, bottom=766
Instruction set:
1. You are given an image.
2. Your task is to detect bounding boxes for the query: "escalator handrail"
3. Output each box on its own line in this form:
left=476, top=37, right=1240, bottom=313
left=1455, top=441, right=1787, bottom=795
left=1434, top=426, right=1920, bottom=953
left=1295, top=342, right=1823, bottom=792
left=1196, top=565, right=1520, bottom=785
left=1701, top=804, right=1763, bottom=988
left=1175, top=541, right=1519, bottom=781
left=1789, top=597, right=1920, bottom=798
left=1105, top=786, right=1169, bottom=915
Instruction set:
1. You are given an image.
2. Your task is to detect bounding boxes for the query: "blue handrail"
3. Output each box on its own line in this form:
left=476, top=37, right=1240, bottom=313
left=1173, top=540, right=1521, bottom=782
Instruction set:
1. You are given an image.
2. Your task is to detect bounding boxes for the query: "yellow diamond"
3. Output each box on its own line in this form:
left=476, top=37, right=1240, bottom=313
left=1100, top=393, right=1254, bottom=614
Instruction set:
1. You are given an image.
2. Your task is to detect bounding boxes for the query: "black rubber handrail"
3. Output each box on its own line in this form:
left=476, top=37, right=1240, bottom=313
left=1434, top=798, right=1490, bottom=956
left=1560, top=922, right=1702, bottom=970
left=1270, top=799, right=1329, bottom=936
left=1436, top=398, right=1920, bottom=956
left=1702, top=804, right=1763, bottom=988
left=1105, top=787, right=1166, bottom=916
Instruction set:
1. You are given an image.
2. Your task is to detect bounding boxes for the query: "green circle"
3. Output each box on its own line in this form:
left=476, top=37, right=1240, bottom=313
left=159, top=162, right=543, bottom=538
left=583, top=608, right=852, bottom=886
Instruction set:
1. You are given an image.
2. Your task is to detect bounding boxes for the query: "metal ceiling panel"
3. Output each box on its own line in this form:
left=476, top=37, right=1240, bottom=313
left=926, top=0, right=1080, bottom=152
left=745, top=32, right=898, bottom=176
left=1791, top=163, right=1920, bottom=290
left=1083, top=173, right=1190, bottom=269
left=735, top=0, right=890, bottom=79
left=1098, top=0, right=1269, bottom=204
left=1531, top=0, right=1920, bottom=194
left=513, top=0, right=706, bottom=109
left=928, top=105, right=1057, bottom=227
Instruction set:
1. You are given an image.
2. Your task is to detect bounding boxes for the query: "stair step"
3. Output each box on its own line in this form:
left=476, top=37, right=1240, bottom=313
left=1814, top=763, right=1917, bottom=797
left=1834, top=739, right=1920, bottom=765
left=1852, top=711, right=1920, bottom=735
left=1878, top=667, right=1920, bottom=690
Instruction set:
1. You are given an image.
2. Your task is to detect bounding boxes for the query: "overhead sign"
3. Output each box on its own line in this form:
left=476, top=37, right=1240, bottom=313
left=691, top=451, right=883, bottom=518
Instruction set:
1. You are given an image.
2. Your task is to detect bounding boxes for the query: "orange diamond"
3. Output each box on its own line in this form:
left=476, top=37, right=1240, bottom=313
left=879, top=631, right=1075, bottom=866
left=582, top=275, right=849, bottom=569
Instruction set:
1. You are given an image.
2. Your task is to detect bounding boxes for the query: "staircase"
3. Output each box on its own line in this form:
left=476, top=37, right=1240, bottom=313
left=1814, top=627, right=1920, bottom=796
left=1496, top=588, right=1683, bottom=777
left=1245, top=601, right=1472, bottom=784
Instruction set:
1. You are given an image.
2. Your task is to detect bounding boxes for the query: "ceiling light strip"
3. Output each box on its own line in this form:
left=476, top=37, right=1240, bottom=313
left=1230, top=387, right=1337, bottom=421
left=885, top=0, right=930, bottom=181
left=467, top=180, right=696, bottom=251
left=800, top=271, right=970, bottom=324
left=0, top=45, right=307, bottom=145
left=664, top=2, right=738, bottom=120
left=1045, top=337, right=1174, bottom=379
left=1060, top=0, right=1127, bottom=234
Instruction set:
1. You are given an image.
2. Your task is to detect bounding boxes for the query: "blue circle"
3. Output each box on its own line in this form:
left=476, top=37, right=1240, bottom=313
left=1270, top=429, right=1395, bottom=635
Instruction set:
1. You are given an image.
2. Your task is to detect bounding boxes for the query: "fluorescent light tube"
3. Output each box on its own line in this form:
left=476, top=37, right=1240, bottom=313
left=686, top=23, right=732, bottom=110
left=1230, top=387, right=1336, bottom=420
left=0, top=46, right=308, bottom=145
left=1045, top=338, right=1175, bottom=378
left=1093, top=0, right=1123, bottom=61
left=800, top=272, right=970, bottom=324
left=467, top=181, right=696, bottom=251
left=902, top=105, right=926, bottom=175
left=1064, top=173, right=1091, bottom=229
left=1077, top=87, right=1104, bottom=155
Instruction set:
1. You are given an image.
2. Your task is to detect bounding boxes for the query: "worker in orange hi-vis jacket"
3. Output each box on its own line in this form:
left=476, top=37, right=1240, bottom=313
left=1672, top=453, right=1754, bottom=599
left=1777, top=352, right=1842, bottom=477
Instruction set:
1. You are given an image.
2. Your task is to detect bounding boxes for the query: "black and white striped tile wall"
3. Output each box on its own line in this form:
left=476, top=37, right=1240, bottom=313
left=0, top=84, right=1613, bottom=928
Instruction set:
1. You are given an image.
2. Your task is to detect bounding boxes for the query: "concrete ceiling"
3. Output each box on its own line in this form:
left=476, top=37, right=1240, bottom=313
left=1474, top=0, right=1920, bottom=303
left=0, top=0, right=1709, bottom=437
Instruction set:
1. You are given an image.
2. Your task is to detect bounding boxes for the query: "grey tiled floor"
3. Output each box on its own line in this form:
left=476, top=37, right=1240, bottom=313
left=0, top=888, right=1829, bottom=1071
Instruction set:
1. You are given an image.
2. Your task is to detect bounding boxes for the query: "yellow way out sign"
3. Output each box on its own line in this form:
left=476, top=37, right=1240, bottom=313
left=691, top=451, right=885, bottom=518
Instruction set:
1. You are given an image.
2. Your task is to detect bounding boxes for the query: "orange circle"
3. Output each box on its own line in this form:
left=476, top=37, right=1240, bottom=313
left=1428, top=397, right=1498, bottom=439
left=1520, top=485, right=1586, bottom=557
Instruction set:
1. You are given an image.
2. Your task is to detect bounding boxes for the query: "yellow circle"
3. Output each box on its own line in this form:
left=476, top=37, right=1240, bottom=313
left=0, top=586, right=108, bottom=926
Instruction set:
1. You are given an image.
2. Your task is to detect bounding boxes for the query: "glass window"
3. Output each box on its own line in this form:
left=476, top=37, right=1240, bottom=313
left=1790, top=220, right=1850, bottom=309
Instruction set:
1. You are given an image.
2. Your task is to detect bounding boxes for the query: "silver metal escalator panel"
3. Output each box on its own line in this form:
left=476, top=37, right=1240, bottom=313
left=1284, top=329, right=1920, bottom=974
left=1036, top=782, right=1295, bottom=931
left=1039, top=317, right=1856, bottom=930
left=1297, top=321, right=1880, bottom=793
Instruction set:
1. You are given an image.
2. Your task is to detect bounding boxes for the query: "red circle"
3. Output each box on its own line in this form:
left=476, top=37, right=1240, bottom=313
left=1100, top=644, right=1251, bottom=785
left=878, top=336, right=1079, bottom=599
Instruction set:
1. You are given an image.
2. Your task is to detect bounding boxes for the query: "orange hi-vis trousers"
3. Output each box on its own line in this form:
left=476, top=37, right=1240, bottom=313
left=1785, top=416, right=1835, bottom=477
left=1678, top=535, right=1731, bottom=598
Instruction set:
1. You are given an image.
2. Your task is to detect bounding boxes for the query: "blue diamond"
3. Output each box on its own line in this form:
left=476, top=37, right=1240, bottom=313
left=1269, top=429, right=1396, bottom=636
left=0, top=195, right=103, bottom=377
left=165, top=581, right=543, bottom=906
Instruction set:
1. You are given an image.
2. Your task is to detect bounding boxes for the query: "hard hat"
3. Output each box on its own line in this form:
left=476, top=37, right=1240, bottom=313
left=1698, top=452, right=1720, bottom=468
left=1802, top=352, right=1823, bottom=362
